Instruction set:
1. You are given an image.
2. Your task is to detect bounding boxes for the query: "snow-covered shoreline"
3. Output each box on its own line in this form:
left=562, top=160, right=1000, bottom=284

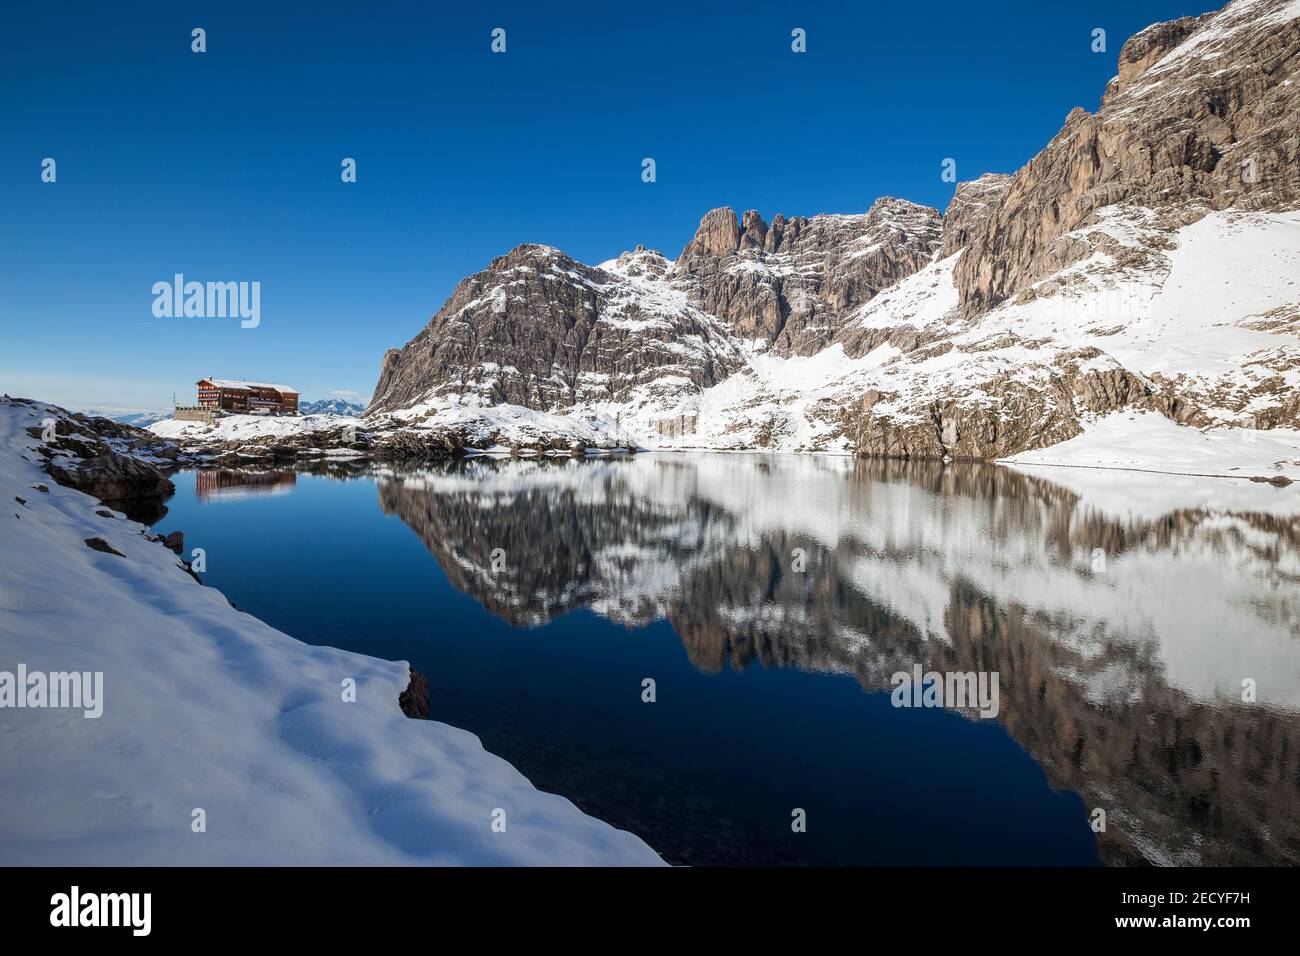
left=1, top=398, right=663, bottom=866
left=1003, top=410, right=1300, bottom=481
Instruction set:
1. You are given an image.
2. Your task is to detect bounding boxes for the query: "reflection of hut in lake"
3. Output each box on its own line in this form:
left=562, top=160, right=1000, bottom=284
left=194, top=469, right=297, bottom=500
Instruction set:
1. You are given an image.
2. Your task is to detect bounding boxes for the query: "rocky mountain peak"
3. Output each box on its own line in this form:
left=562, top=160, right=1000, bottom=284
left=489, top=242, right=583, bottom=273
left=739, top=209, right=768, bottom=250
left=865, top=195, right=929, bottom=217
left=678, top=206, right=739, bottom=258
left=1107, top=15, right=1209, bottom=99
left=366, top=0, right=1300, bottom=465
left=367, top=227, right=744, bottom=416
left=604, top=245, right=671, bottom=280
left=955, top=0, right=1300, bottom=316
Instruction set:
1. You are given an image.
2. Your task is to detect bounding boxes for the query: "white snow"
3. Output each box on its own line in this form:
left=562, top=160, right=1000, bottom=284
left=1005, top=410, right=1300, bottom=479
left=840, top=252, right=961, bottom=331
left=1, top=399, right=663, bottom=865
left=150, top=412, right=354, bottom=442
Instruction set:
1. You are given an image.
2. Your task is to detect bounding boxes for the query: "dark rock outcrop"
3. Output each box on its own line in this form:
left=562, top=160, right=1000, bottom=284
left=399, top=668, right=430, bottom=719
left=84, top=537, right=124, bottom=557
left=370, top=428, right=465, bottom=461
left=16, top=402, right=179, bottom=502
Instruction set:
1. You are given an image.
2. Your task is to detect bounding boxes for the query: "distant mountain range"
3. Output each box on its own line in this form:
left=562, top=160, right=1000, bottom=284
left=300, top=397, right=365, bottom=416
left=82, top=408, right=171, bottom=429
left=366, top=0, right=1300, bottom=461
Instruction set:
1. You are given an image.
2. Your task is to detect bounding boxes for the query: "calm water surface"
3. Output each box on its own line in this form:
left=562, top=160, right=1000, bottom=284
left=152, top=454, right=1300, bottom=866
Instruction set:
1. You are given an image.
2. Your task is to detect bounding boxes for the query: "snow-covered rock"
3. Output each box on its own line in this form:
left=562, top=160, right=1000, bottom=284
left=149, top=399, right=642, bottom=460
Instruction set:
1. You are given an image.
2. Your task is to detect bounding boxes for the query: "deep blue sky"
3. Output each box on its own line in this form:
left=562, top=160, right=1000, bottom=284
left=0, top=0, right=1222, bottom=411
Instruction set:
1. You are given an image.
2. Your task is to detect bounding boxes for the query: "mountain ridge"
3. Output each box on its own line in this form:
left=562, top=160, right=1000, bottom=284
left=366, top=0, right=1300, bottom=469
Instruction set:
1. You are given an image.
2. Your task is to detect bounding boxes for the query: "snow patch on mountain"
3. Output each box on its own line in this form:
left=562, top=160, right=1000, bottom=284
left=150, top=413, right=355, bottom=442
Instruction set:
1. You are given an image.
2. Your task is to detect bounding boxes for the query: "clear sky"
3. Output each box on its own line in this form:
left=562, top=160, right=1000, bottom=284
left=0, top=0, right=1222, bottom=412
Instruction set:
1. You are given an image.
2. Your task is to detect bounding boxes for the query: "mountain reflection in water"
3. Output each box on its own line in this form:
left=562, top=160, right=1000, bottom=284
left=367, top=453, right=1300, bottom=866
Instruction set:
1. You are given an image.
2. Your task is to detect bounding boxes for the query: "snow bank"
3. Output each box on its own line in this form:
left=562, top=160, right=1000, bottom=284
left=0, top=399, right=662, bottom=866
left=150, top=412, right=354, bottom=442
left=1005, top=410, right=1300, bottom=480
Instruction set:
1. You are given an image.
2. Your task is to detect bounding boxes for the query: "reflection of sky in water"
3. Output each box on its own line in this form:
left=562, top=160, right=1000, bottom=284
left=156, top=457, right=1300, bottom=866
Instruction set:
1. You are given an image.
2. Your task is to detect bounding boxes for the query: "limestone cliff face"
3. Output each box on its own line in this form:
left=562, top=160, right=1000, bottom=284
left=940, top=174, right=1013, bottom=258
left=954, top=0, right=1300, bottom=315
left=672, top=198, right=943, bottom=356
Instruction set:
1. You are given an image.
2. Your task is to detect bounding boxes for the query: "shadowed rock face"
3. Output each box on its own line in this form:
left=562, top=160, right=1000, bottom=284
left=374, top=454, right=1300, bottom=866
left=954, top=0, right=1300, bottom=315
left=845, top=353, right=1158, bottom=460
